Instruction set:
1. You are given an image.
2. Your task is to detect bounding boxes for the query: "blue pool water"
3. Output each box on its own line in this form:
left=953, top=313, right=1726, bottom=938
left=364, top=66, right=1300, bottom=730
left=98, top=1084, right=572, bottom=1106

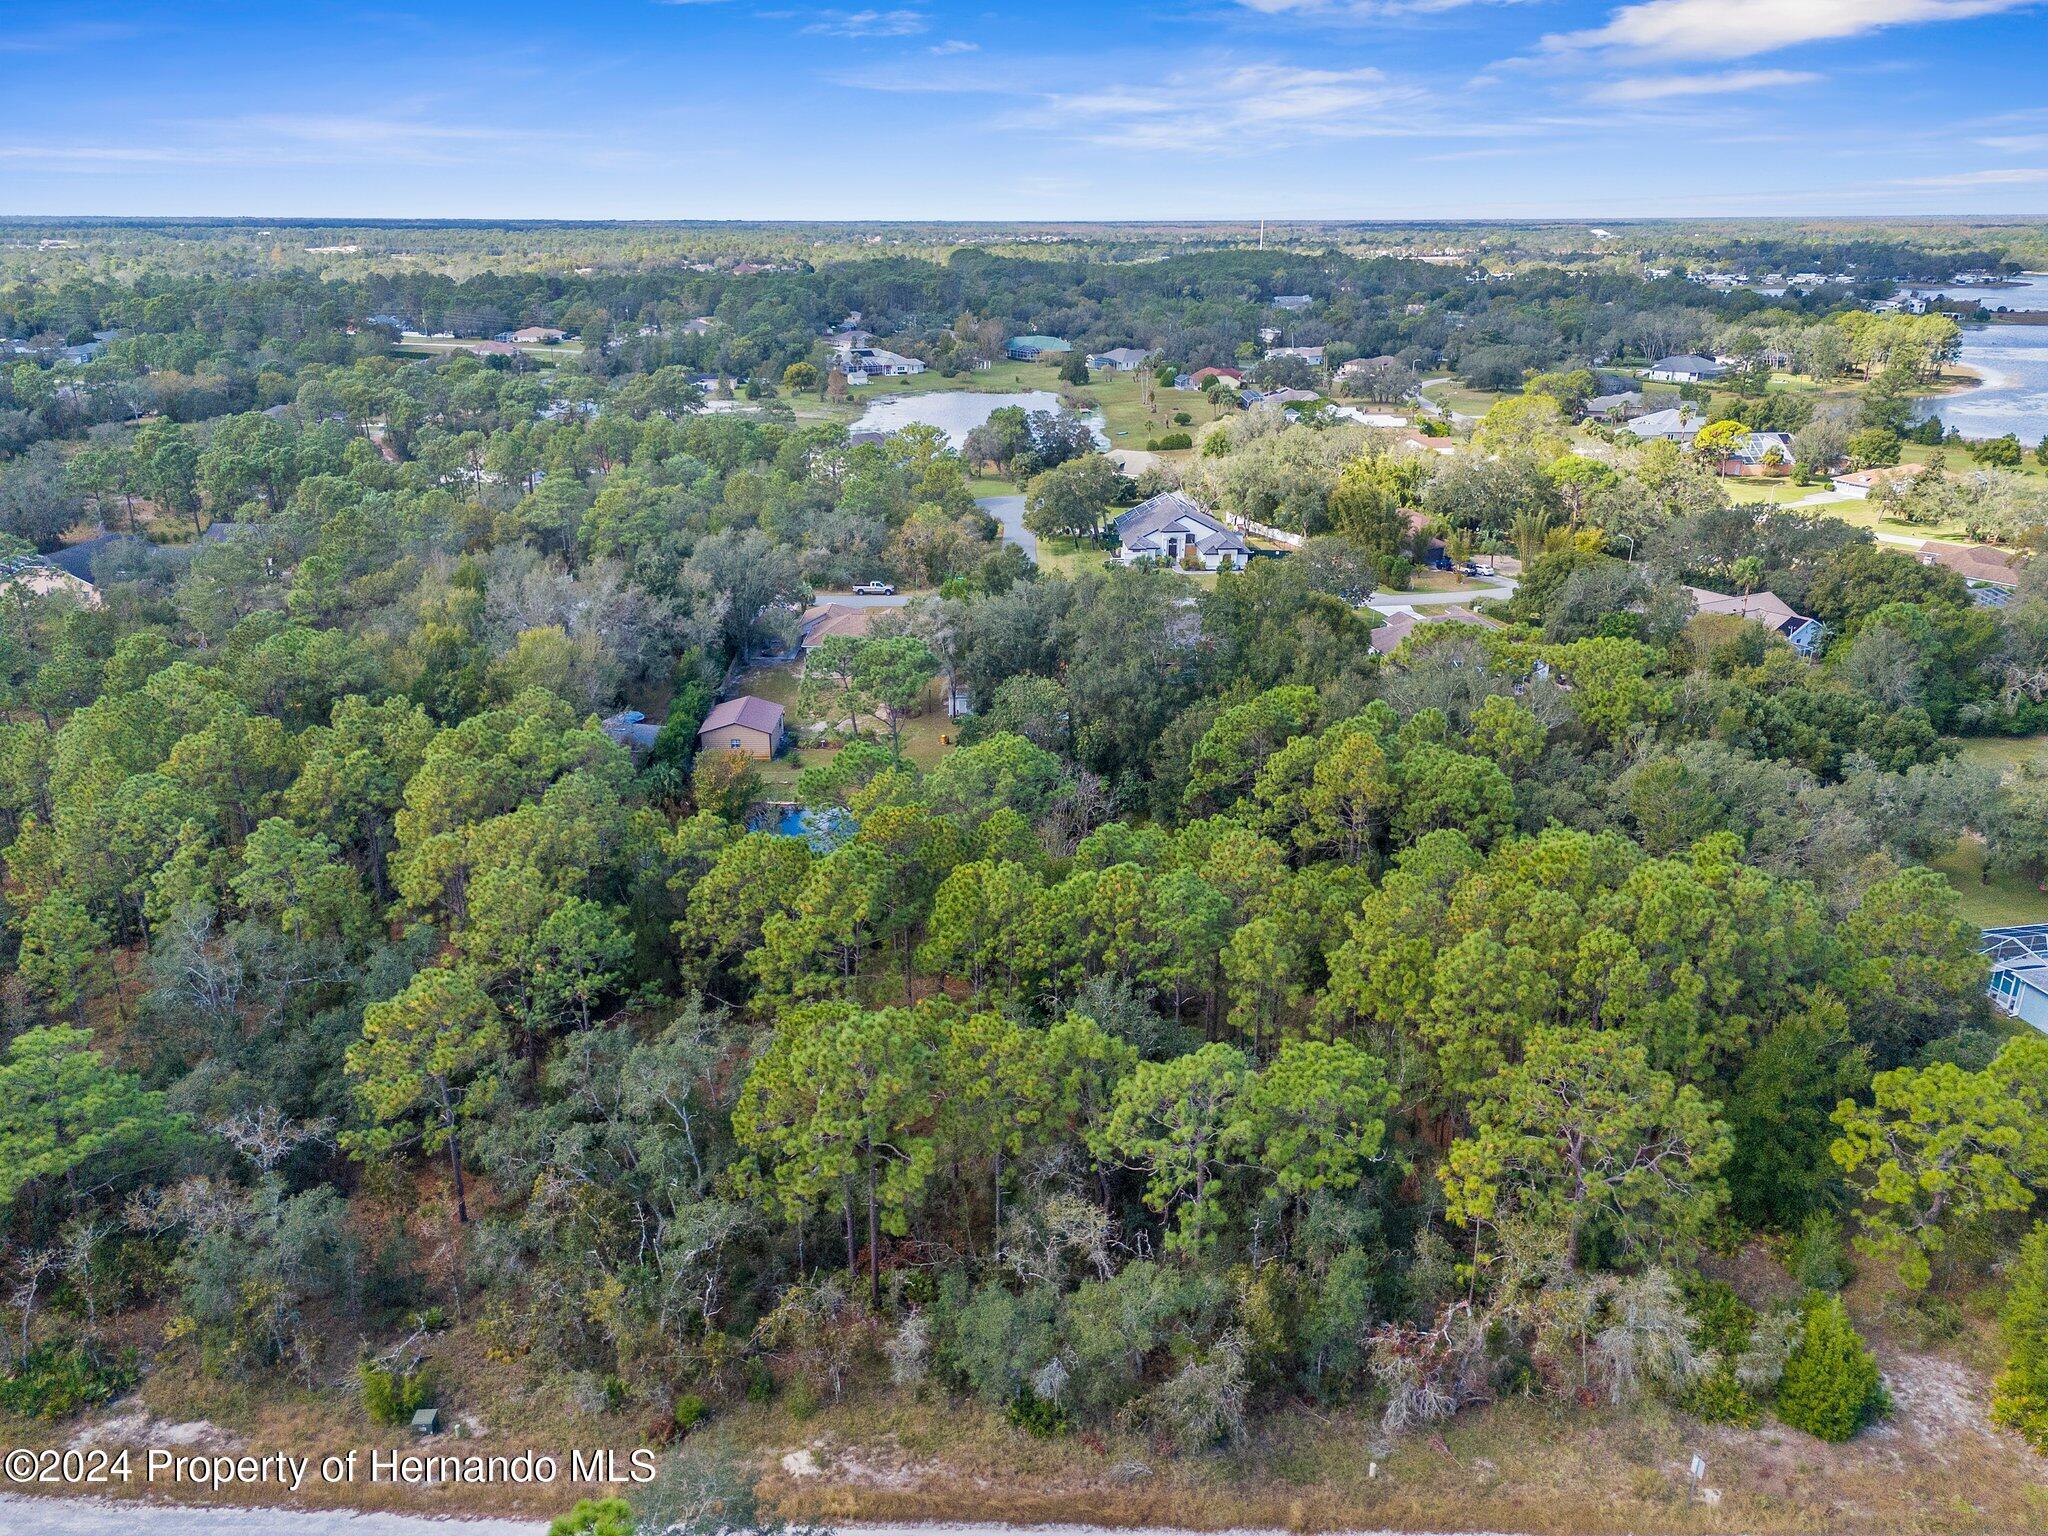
left=752, top=804, right=855, bottom=849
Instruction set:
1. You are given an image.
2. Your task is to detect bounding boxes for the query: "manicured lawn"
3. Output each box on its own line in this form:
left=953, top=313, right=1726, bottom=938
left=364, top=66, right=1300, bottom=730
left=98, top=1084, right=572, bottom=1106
left=1418, top=380, right=1507, bottom=416
left=1955, top=732, right=2048, bottom=780
left=1406, top=568, right=1480, bottom=592
left=1930, top=835, right=2048, bottom=929
left=1899, top=439, right=2048, bottom=482
left=733, top=665, right=959, bottom=790
left=1033, top=534, right=1117, bottom=579
left=1803, top=496, right=1973, bottom=540
left=1724, top=479, right=1817, bottom=505
left=1932, top=735, right=2048, bottom=925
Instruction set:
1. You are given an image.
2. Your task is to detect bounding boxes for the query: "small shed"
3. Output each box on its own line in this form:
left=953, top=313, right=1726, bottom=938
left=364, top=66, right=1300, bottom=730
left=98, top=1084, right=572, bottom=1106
left=411, top=1408, right=442, bottom=1436
left=698, top=696, right=786, bottom=760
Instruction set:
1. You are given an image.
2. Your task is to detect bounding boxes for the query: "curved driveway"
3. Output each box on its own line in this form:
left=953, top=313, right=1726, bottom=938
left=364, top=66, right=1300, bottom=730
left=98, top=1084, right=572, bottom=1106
left=975, top=494, right=1036, bottom=560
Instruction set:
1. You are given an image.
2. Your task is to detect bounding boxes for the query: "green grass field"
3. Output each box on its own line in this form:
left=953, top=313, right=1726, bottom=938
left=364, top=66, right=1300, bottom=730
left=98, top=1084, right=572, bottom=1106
left=1930, top=738, right=2048, bottom=925
left=1955, top=733, right=2048, bottom=779
left=1804, top=495, right=1973, bottom=540
left=1931, top=835, right=2048, bottom=929
left=732, top=664, right=959, bottom=789
left=1418, top=380, right=1508, bottom=417
left=1723, top=479, right=1818, bottom=505
left=1899, top=438, right=2048, bottom=482
left=1031, top=534, right=1116, bottom=579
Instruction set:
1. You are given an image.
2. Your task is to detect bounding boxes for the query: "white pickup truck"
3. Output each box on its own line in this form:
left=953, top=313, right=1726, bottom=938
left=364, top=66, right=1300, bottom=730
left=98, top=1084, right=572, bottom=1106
left=850, top=580, right=896, bottom=595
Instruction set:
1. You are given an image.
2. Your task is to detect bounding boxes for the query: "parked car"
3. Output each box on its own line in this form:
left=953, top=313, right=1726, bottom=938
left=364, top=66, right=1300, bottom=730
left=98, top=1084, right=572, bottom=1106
left=851, top=580, right=896, bottom=595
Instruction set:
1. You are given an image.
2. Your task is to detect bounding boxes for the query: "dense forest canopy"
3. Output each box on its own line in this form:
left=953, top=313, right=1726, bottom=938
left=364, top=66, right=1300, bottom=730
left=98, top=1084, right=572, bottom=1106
left=5, top=220, right=2048, bottom=1523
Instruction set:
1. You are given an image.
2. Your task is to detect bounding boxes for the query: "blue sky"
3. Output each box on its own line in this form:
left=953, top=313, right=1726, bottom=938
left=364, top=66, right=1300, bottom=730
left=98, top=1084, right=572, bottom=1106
left=3, top=1, right=2046, bottom=219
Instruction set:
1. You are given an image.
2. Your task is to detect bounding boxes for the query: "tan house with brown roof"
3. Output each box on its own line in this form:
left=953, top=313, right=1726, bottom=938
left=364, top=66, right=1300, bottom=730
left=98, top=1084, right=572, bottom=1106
left=1368, top=604, right=1502, bottom=655
left=698, top=696, right=785, bottom=759
left=1686, top=586, right=1823, bottom=654
left=1917, top=541, right=2026, bottom=606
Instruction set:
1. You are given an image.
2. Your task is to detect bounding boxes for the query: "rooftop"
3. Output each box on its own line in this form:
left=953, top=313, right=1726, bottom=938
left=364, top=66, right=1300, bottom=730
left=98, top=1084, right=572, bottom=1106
left=700, top=695, right=786, bottom=737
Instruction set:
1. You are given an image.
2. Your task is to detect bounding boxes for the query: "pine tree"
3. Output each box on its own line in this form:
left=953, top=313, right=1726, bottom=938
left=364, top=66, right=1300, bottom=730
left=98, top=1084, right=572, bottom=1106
left=1993, top=1223, right=2048, bottom=1451
left=1775, top=1294, right=1887, bottom=1442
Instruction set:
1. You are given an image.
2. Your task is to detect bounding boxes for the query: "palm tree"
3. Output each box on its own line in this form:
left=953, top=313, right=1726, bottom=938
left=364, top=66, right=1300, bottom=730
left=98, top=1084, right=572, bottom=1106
left=1512, top=507, right=1556, bottom=566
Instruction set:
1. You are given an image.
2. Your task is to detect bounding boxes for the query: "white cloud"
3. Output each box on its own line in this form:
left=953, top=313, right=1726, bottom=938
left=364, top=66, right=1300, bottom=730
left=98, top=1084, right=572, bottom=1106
left=1048, top=63, right=1433, bottom=147
left=802, top=9, right=928, bottom=37
left=236, top=114, right=538, bottom=148
left=0, top=144, right=208, bottom=167
left=1037, top=63, right=1443, bottom=150
left=929, top=38, right=978, bottom=54
left=1589, top=67, right=1820, bottom=102
left=1894, top=165, right=2048, bottom=186
left=1546, top=0, right=2030, bottom=61
left=0, top=113, right=625, bottom=173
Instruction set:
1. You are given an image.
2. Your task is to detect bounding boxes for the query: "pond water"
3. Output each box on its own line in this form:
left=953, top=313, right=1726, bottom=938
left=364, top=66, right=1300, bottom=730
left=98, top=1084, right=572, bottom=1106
left=1907, top=273, right=2048, bottom=443
left=747, top=803, right=855, bottom=850
left=854, top=389, right=1107, bottom=449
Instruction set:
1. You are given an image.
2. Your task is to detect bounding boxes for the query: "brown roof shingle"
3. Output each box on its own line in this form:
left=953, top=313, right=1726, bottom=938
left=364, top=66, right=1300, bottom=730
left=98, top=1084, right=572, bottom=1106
left=699, top=696, right=784, bottom=737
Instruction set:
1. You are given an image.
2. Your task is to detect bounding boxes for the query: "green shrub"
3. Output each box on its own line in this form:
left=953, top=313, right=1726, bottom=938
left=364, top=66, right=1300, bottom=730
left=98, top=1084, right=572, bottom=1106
left=1882, top=1290, right=1963, bottom=1347
left=548, top=1496, right=635, bottom=1536
left=673, top=1393, right=708, bottom=1432
left=1683, top=1277, right=1757, bottom=1357
left=744, top=1360, right=774, bottom=1404
left=359, top=1359, right=435, bottom=1426
left=784, top=1375, right=818, bottom=1421
left=1006, top=1385, right=1072, bottom=1437
left=0, top=1340, right=137, bottom=1421
left=1786, top=1211, right=1852, bottom=1292
left=600, top=1374, right=629, bottom=1413
left=1146, top=431, right=1192, bottom=451
left=1774, top=1295, right=1887, bottom=1442
left=1992, top=1222, right=2048, bottom=1451
left=1682, top=1364, right=1762, bottom=1427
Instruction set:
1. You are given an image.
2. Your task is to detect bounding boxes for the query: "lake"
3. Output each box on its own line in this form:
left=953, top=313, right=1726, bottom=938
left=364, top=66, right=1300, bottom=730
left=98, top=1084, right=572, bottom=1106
left=854, top=389, right=1106, bottom=449
left=1906, top=273, right=2048, bottom=443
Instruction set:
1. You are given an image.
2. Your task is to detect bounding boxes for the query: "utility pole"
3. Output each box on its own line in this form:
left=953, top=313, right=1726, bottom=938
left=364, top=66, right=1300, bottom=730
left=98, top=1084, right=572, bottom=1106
left=1258, top=218, right=1265, bottom=250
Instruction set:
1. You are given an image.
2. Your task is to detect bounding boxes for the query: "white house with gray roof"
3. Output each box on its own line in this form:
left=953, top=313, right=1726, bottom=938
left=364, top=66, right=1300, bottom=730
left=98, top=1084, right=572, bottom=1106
left=1112, top=492, right=1249, bottom=571
left=1622, top=405, right=1709, bottom=443
left=1644, top=354, right=1726, bottom=383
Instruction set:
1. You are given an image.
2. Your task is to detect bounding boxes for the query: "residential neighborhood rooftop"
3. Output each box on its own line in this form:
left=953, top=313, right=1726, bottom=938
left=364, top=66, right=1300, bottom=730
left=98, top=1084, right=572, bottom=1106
left=700, top=695, right=786, bottom=736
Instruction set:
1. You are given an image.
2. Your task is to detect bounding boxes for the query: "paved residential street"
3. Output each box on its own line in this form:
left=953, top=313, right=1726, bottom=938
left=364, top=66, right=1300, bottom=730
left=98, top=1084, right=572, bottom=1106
left=810, top=590, right=915, bottom=608
left=1366, top=577, right=1517, bottom=613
